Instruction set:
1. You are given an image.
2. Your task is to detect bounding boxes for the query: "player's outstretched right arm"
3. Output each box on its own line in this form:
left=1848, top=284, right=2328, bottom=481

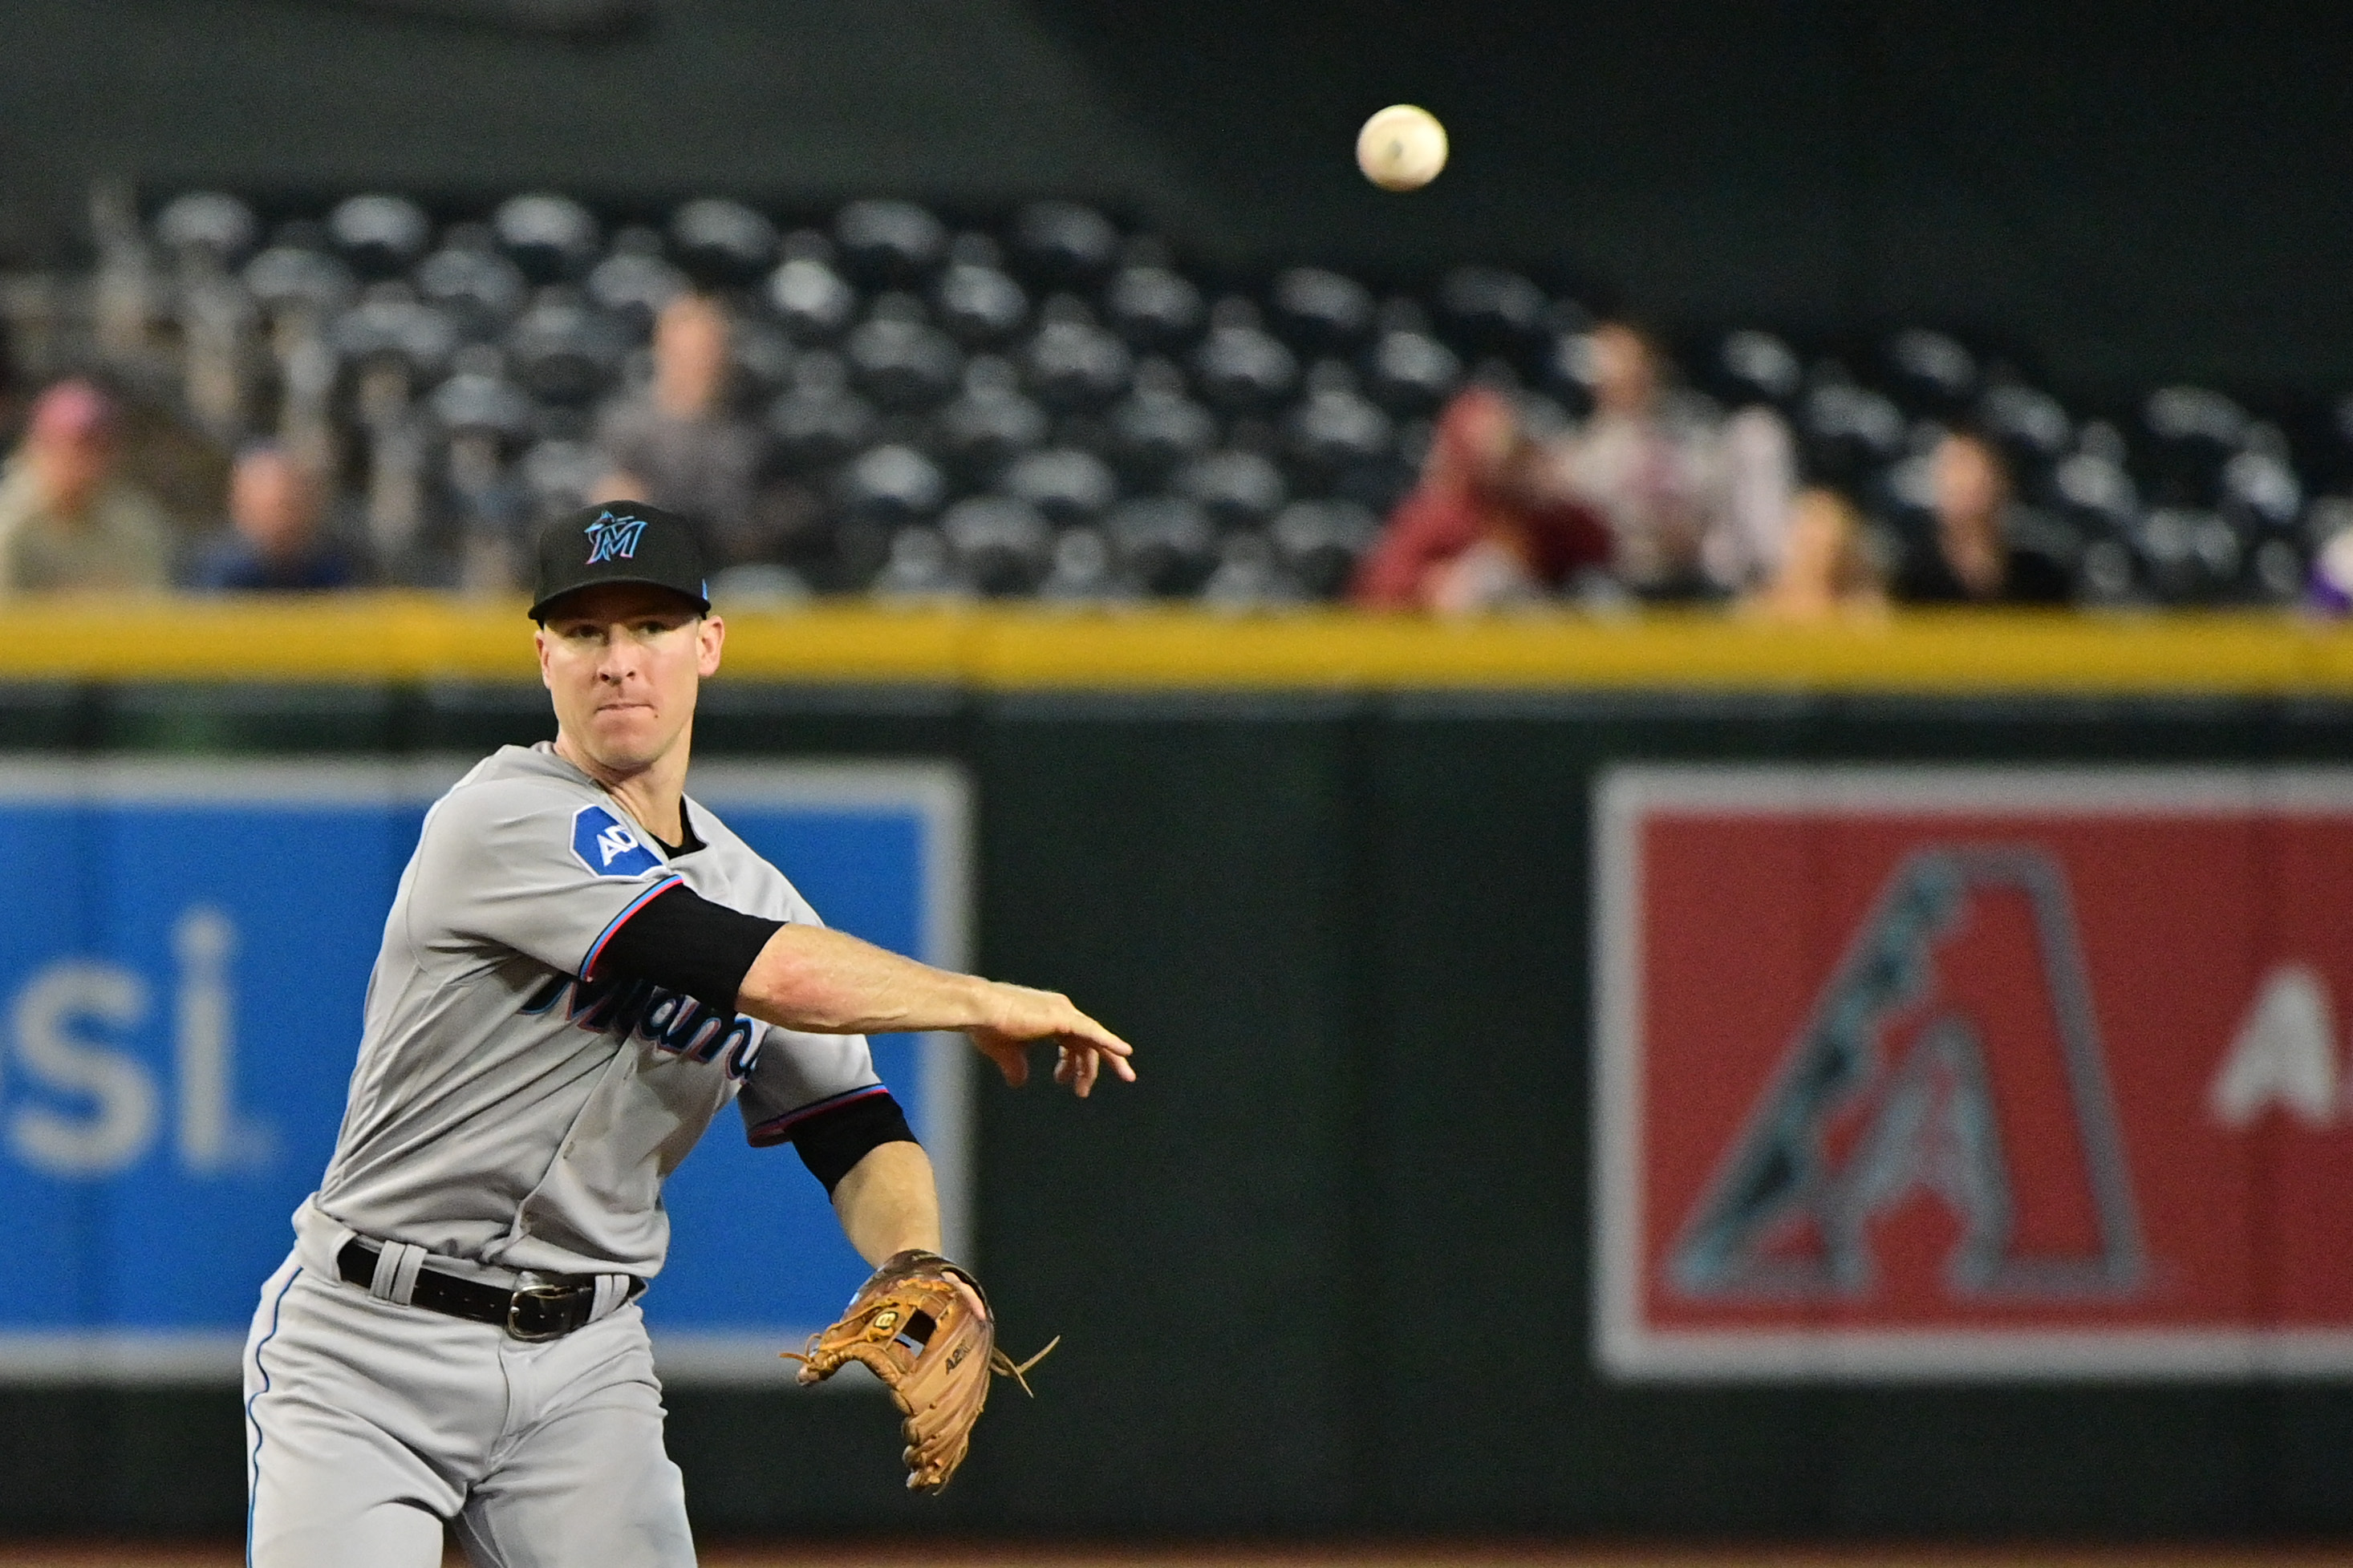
left=737, top=924, right=1136, bottom=1097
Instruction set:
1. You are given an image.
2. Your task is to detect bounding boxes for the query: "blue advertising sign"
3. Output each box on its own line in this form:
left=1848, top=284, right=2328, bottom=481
left=0, top=759, right=969, bottom=1385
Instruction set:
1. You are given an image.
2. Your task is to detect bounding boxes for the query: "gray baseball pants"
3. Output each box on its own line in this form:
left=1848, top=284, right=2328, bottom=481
left=243, top=1248, right=696, bottom=1568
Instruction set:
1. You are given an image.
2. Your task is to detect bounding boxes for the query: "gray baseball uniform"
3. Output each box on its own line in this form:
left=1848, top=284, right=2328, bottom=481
left=245, top=742, right=888, bottom=1568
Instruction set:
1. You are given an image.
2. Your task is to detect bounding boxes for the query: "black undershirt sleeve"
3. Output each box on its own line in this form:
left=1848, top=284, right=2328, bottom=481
left=785, top=1092, right=921, bottom=1194
left=591, top=881, right=782, bottom=1015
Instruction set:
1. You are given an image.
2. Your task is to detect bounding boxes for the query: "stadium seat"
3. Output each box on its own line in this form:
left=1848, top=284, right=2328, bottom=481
left=586, top=229, right=689, bottom=337
left=933, top=356, right=1051, bottom=480
left=429, top=350, right=535, bottom=444
left=333, top=288, right=460, bottom=390
left=1882, top=329, right=1978, bottom=417
left=870, top=525, right=966, bottom=600
left=768, top=255, right=859, bottom=344
left=2143, top=385, right=2250, bottom=508
left=1172, top=449, right=1287, bottom=530
left=1037, top=524, right=1130, bottom=602
left=728, top=315, right=797, bottom=402
left=836, top=443, right=947, bottom=525
left=1106, top=495, right=1217, bottom=596
left=835, top=200, right=948, bottom=285
left=1270, top=268, right=1374, bottom=352
left=671, top=198, right=779, bottom=286
left=494, top=194, right=602, bottom=284
left=999, top=447, right=1118, bottom=526
left=415, top=237, right=528, bottom=342
left=1362, top=326, right=1462, bottom=415
left=1712, top=330, right=1803, bottom=409
left=1436, top=265, right=1547, bottom=353
left=245, top=243, right=357, bottom=320
left=933, top=256, right=1029, bottom=346
left=1286, top=367, right=1394, bottom=480
left=1270, top=498, right=1378, bottom=599
left=502, top=288, right=627, bottom=407
left=1024, top=301, right=1134, bottom=411
left=1012, top=201, right=1121, bottom=288
left=329, top=195, right=433, bottom=280
left=1108, top=360, right=1218, bottom=483
left=1194, top=303, right=1298, bottom=413
left=845, top=295, right=963, bottom=410
left=941, top=495, right=1052, bottom=595
left=1199, top=529, right=1302, bottom=608
left=155, top=192, right=258, bottom=265
left=768, top=353, right=879, bottom=473
left=1104, top=263, right=1205, bottom=349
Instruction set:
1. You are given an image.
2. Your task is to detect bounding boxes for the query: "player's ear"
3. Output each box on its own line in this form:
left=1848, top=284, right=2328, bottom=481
left=696, top=614, right=724, bottom=679
left=533, top=623, right=556, bottom=691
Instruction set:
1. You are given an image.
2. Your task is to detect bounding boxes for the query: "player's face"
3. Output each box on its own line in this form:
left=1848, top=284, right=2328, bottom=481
left=535, top=585, right=725, bottom=775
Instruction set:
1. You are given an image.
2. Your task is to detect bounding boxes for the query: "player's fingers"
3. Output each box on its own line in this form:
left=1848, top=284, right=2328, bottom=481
left=978, top=1033, right=1028, bottom=1087
left=1057, top=1008, right=1134, bottom=1060
left=1053, top=1047, right=1073, bottom=1086
left=1074, top=1042, right=1099, bottom=1097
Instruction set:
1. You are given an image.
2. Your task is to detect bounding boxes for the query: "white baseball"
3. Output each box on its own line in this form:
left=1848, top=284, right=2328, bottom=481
left=1357, top=104, right=1449, bottom=192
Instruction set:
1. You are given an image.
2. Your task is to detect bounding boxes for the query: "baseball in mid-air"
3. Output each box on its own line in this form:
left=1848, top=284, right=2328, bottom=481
left=1357, top=104, right=1449, bottom=192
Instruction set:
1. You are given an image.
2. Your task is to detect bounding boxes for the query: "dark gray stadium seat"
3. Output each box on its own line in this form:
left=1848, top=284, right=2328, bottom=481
left=768, top=256, right=858, bottom=345
left=1025, top=301, right=1134, bottom=411
left=999, top=447, right=1118, bottom=526
left=671, top=198, right=778, bottom=286
left=941, top=495, right=1052, bottom=596
left=1036, top=525, right=1130, bottom=602
left=834, top=200, right=947, bottom=285
left=334, top=287, right=460, bottom=386
left=845, top=295, right=962, bottom=410
left=1270, top=268, right=1374, bottom=352
left=330, top=195, right=432, bottom=280
left=767, top=353, right=879, bottom=473
left=490, top=194, right=600, bottom=285
left=1105, top=495, right=1216, bottom=596
left=245, top=244, right=358, bottom=318
left=933, top=258, right=1029, bottom=346
left=586, top=230, right=688, bottom=338
left=415, top=241, right=528, bottom=341
left=1713, top=329, right=1803, bottom=409
left=1437, top=265, right=1546, bottom=352
left=1105, top=264, right=1205, bottom=350
left=155, top=192, right=258, bottom=265
left=1286, top=368, right=1394, bottom=480
left=430, top=350, right=536, bottom=444
left=1108, top=360, right=1217, bottom=483
left=1883, top=329, right=1978, bottom=417
left=836, top=443, right=947, bottom=525
left=1193, top=306, right=1298, bottom=414
left=1012, top=202, right=1121, bottom=288
left=933, top=357, right=1050, bottom=479
left=1362, top=326, right=1461, bottom=415
left=1172, top=449, right=1287, bottom=530
left=1270, top=498, right=1379, bottom=600
left=502, top=287, right=627, bottom=407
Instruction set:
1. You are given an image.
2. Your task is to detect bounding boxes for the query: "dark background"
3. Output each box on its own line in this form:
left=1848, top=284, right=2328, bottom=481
left=4, top=0, right=2352, bottom=400
left=5, top=679, right=2353, bottom=1540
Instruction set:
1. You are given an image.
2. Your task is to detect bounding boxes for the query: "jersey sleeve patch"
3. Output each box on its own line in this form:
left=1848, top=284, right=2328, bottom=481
left=571, top=804, right=665, bottom=878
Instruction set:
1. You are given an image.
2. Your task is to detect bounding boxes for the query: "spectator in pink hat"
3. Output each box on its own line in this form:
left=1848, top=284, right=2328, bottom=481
left=0, top=378, right=173, bottom=594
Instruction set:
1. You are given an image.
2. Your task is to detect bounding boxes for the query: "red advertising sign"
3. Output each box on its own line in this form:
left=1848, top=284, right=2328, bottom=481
left=1596, top=767, right=2353, bottom=1380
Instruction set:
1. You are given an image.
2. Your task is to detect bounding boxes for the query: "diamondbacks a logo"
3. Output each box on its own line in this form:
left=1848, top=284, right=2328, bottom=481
left=583, top=509, right=648, bottom=565
left=1670, top=846, right=2144, bottom=1301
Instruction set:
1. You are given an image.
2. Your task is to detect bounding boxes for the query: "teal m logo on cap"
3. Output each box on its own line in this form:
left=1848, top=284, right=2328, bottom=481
left=584, top=510, right=648, bottom=565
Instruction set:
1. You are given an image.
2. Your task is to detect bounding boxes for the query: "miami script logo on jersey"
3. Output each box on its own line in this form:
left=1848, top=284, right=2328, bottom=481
left=1669, top=846, right=2144, bottom=1302
left=522, top=970, right=765, bottom=1081
left=583, top=509, right=649, bottom=565
left=571, top=804, right=663, bottom=877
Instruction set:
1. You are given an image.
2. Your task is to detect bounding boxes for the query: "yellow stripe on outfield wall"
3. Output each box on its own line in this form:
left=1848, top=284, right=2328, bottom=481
left=2, top=595, right=2351, bottom=694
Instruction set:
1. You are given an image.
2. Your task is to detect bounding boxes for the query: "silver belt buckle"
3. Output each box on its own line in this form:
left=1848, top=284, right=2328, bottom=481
left=505, top=1274, right=578, bottom=1342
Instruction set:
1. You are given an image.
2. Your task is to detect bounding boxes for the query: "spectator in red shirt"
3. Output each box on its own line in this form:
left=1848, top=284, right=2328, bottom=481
left=1352, top=387, right=1609, bottom=611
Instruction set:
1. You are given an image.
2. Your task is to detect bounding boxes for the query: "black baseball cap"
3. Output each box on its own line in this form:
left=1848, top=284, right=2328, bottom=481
left=529, top=502, right=712, bottom=621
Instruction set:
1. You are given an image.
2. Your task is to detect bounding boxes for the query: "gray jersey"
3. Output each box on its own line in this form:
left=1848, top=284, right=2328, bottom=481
left=303, top=742, right=881, bottom=1279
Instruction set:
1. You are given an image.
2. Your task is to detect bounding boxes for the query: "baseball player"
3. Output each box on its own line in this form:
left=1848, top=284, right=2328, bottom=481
left=242, top=503, right=1134, bottom=1567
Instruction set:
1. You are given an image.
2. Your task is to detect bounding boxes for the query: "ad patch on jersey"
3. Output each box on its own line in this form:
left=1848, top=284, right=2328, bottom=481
left=571, top=804, right=664, bottom=877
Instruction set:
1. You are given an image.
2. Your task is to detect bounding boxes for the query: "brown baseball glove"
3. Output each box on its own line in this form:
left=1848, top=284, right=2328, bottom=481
left=785, top=1249, right=1057, bottom=1492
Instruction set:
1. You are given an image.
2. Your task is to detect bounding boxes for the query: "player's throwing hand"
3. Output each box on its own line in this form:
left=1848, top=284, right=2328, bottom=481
left=966, top=983, right=1136, bottom=1098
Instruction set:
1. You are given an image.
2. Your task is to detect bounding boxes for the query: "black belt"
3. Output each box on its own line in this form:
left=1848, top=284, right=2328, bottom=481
left=336, top=1238, right=643, bottom=1342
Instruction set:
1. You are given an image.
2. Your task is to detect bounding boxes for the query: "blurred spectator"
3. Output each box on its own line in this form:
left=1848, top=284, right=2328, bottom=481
left=1891, top=429, right=2071, bottom=605
left=1741, top=487, right=1886, bottom=622
left=1552, top=322, right=1719, bottom=597
left=1353, top=387, right=1609, bottom=611
left=187, top=443, right=357, bottom=592
left=1706, top=403, right=1799, bottom=592
left=0, top=379, right=173, bottom=594
left=594, top=293, right=777, bottom=567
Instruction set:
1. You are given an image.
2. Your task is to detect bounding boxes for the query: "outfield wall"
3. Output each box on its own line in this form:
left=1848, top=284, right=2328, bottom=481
left=4, top=605, right=2353, bottom=1538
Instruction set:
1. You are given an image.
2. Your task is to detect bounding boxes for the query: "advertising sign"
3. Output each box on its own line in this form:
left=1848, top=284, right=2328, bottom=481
left=1596, top=766, right=2353, bottom=1380
left=0, top=759, right=968, bottom=1385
